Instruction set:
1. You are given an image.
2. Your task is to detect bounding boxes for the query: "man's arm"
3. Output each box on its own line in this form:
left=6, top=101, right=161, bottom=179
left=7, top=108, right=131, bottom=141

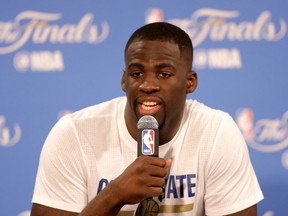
left=31, top=156, right=171, bottom=216
left=31, top=204, right=78, bottom=216
left=30, top=185, right=122, bottom=216
left=31, top=202, right=257, bottom=216
left=31, top=179, right=124, bottom=216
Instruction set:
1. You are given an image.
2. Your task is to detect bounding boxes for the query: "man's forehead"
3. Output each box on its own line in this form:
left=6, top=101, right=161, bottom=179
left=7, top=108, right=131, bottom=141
left=126, top=40, right=180, bottom=55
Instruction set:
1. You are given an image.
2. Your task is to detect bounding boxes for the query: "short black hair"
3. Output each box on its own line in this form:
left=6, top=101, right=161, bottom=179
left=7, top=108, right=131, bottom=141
left=125, top=22, right=193, bottom=61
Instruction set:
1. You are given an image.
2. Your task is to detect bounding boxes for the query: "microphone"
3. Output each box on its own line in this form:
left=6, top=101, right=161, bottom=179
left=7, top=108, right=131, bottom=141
left=137, top=115, right=159, bottom=157
left=135, top=116, right=161, bottom=216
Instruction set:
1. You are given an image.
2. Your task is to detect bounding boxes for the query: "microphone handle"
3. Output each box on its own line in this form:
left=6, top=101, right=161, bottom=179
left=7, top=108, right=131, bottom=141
left=136, top=128, right=160, bottom=214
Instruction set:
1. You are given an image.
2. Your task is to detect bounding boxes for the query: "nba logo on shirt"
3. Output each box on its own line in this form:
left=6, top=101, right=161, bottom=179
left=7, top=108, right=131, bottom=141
left=142, top=129, right=155, bottom=155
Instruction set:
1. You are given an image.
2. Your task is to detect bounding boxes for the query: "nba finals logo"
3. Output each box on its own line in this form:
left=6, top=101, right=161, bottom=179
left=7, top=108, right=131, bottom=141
left=236, top=108, right=288, bottom=169
left=142, top=129, right=155, bottom=155
left=0, top=115, right=21, bottom=147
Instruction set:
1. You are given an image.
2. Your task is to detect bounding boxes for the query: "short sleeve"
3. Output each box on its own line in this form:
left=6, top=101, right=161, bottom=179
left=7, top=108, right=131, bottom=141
left=204, top=114, right=263, bottom=215
left=32, top=115, right=88, bottom=213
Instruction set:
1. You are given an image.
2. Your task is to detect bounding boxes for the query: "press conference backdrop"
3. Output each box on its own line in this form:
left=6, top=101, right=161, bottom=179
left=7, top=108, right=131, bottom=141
left=1, top=0, right=287, bottom=215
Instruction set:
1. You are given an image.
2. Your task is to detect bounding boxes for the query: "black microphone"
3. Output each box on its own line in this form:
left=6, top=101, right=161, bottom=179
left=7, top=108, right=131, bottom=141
left=137, top=115, right=159, bottom=157
left=135, top=116, right=161, bottom=216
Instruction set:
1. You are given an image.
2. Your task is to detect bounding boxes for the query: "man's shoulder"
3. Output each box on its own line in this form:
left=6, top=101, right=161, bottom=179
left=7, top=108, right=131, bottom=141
left=185, top=99, right=228, bottom=118
left=66, top=96, right=126, bottom=121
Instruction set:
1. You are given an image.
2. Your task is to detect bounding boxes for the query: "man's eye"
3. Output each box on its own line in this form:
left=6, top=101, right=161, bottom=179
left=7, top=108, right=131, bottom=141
left=159, top=72, right=171, bottom=78
left=131, top=72, right=143, bottom=77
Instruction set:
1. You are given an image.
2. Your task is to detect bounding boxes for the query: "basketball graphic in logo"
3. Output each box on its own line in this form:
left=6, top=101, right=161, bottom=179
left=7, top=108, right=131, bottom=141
left=135, top=198, right=159, bottom=216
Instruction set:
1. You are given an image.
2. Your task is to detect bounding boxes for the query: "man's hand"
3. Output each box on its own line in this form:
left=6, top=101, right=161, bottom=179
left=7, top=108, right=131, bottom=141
left=108, top=156, right=172, bottom=205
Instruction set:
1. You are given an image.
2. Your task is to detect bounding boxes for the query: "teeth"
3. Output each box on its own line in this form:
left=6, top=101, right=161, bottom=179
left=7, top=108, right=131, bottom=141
left=143, top=101, right=157, bottom=106
left=142, top=101, right=157, bottom=110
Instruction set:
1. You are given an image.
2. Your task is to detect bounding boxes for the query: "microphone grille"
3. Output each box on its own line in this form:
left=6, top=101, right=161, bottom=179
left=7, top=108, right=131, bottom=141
left=137, top=115, right=159, bottom=129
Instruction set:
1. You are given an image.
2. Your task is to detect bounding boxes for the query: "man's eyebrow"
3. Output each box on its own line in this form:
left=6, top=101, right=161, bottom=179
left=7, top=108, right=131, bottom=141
left=155, top=63, right=175, bottom=70
left=127, top=63, right=144, bottom=69
left=126, top=63, right=175, bottom=70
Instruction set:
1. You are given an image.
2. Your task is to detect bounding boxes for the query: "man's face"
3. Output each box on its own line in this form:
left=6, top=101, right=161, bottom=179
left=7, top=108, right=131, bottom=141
left=122, top=40, right=196, bottom=130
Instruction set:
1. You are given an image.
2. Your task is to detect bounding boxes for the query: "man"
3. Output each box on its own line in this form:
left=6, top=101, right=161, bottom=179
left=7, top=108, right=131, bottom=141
left=31, top=22, right=263, bottom=216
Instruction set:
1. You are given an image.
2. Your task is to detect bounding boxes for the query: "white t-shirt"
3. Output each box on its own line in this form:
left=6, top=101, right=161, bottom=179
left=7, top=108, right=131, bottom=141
left=32, top=97, right=263, bottom=215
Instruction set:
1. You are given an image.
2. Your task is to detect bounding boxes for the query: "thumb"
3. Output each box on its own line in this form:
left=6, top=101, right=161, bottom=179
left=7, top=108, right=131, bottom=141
left=164, top=158, right=172, bottom=169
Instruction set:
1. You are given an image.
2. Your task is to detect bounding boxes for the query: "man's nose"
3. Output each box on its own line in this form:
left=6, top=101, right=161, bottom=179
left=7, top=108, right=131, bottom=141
left=139, top=75, right=160, bottom=93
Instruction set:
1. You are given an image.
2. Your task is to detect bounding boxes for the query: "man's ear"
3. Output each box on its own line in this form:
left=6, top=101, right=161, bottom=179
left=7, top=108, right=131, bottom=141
left=121, top=70, right=126, bottom=92
left=186, top=70, right=198, bottom=94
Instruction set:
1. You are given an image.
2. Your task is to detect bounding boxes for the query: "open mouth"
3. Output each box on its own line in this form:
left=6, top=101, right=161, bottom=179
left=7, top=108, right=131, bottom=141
left=142, top=101, right=158, bottom=110
left=138, top=101, right=161, bottom=115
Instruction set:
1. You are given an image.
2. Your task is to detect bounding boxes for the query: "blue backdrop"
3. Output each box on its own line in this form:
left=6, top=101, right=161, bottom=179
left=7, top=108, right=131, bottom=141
left=1, top=1, right=287, bottom=215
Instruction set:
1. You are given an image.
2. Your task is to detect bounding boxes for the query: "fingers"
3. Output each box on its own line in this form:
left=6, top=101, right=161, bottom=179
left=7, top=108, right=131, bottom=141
left=165, top=158, right=172, bottom=169
left=137, top=155, right=167, bottom=167
left=135, top=156, right=172, bottom=180
left=137, top=176, right=166, bottom=198
left=137, top=155, right=172, bottom=167
left=136, top=155, right=172, bottom=173
left=137, top=163, right=166, bottom=178
left=110, top=156, right=172, bottom=204
left=134, top=156, right=171, bottom=197
left=151, top=177, right=166, bottom=188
